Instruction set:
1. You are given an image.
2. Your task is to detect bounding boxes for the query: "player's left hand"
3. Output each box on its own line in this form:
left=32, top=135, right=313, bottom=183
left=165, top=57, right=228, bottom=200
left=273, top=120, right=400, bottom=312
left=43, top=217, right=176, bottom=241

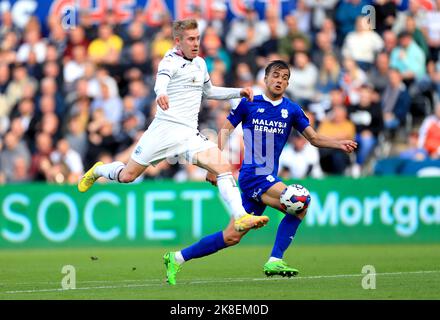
left=340, top=140, right=358, bottom=153
left=240, top=87, right=254, bottom=102
left=206, top=172, right=217, bottom=186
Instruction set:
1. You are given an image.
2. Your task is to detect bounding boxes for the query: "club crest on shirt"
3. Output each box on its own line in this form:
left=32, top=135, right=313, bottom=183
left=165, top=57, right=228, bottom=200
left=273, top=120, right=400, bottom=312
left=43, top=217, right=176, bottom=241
left=134, top=146, right=142, bottom=155
left=191, top=73, right=203, bottom=84
left=281, top=109, right=288, bottom=118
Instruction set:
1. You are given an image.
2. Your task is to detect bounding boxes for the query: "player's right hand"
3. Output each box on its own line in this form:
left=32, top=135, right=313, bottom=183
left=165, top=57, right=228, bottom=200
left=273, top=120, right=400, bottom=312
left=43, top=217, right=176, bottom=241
left=240, top=87, right=254, bottom=102
left=340, top=140, right=358, bottom=153
left=206, top=172, right=217, bottom=186
left=156, top=94, right=169, bottom=110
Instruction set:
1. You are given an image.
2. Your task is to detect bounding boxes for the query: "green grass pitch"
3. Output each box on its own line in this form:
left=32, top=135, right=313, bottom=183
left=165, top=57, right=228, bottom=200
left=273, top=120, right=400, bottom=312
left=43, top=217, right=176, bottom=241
left=1, top=244, right=439, bottom=300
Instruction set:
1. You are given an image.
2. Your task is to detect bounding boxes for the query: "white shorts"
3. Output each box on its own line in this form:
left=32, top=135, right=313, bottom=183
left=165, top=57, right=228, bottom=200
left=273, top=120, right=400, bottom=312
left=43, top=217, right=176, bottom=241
left=131, top=118, right=217, bottom=166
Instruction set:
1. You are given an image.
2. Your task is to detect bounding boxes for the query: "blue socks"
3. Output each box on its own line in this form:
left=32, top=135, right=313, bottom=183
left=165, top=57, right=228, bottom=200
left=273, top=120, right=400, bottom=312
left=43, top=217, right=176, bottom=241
left=179, top=215, right=302, bottom=262
left=271, top=214, right=302, bottom=259
left=181, top=231, right=227, bottom=261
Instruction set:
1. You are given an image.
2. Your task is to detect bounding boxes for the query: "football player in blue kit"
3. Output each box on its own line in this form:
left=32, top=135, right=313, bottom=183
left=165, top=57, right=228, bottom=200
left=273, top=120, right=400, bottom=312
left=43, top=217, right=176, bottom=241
left=163, top=60, right=358, bottom=285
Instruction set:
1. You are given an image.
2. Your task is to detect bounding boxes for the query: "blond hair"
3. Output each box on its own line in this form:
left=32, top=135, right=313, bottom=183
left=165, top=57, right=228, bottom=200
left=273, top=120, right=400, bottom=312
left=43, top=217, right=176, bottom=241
left=172, top=19, right=198, bottom=39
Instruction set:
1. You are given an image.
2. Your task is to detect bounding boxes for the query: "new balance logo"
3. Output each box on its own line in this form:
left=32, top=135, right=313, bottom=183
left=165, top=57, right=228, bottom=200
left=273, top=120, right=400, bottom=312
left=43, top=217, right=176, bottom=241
left=257, top=108, right=265, bottom=113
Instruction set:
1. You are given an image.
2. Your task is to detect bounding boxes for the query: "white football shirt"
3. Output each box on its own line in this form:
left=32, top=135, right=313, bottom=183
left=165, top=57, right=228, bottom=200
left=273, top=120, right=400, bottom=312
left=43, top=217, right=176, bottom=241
left=154, top=48, right=210, bottom=129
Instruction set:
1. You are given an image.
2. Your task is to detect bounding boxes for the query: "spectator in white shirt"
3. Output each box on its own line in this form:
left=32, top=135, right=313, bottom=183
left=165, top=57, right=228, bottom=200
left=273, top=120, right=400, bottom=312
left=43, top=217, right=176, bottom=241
left=85, top=64, right=119, bottom=99
left=286, top=52, right=318, bottom=108
left=279, top=133, right=323, bottom=179
left=63, top=46, right=87, bottom=88
left=421, top=1, right=440, bottom=62
left=342, top=16, right=384, bottom=71
left=50, top=138, right=84, bottom=184
left=91, top=81, right=123, bottom=129
left=16, top=29, right=47, bottom=64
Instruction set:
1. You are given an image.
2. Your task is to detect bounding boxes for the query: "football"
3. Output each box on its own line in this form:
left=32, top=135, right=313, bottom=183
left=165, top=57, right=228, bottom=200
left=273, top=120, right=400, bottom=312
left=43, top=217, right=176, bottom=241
left=280, top=184, right=311, bottom=215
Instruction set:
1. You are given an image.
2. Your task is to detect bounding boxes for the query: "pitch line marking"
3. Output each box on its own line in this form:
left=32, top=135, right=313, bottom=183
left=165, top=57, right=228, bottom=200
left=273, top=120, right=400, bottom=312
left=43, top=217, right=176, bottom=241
left=3, top=270, right=440, bottom=295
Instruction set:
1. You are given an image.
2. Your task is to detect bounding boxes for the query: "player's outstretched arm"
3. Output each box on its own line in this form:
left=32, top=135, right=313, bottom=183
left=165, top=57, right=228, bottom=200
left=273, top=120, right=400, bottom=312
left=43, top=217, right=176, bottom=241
left=218, top=119, right=236, bottom=151
left=206, top=119, right=236, bottom=186
left=203, top=80, right=254, bottom=101
left=302, top=126, right=358, bottom=153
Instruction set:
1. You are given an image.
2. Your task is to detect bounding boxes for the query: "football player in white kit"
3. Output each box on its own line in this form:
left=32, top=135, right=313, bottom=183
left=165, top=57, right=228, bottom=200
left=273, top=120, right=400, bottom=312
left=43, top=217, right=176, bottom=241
left=78, top=19, right=269, bottom=233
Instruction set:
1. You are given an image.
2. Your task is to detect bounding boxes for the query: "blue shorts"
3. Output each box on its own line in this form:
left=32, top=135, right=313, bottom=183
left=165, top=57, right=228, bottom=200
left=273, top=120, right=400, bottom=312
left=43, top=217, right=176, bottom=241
left=238, top=171, right=282, bottom=216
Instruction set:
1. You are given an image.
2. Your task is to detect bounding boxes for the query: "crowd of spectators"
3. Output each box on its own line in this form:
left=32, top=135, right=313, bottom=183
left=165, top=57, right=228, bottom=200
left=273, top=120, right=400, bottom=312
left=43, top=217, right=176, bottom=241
left=1, top=0, right=440, bottom=184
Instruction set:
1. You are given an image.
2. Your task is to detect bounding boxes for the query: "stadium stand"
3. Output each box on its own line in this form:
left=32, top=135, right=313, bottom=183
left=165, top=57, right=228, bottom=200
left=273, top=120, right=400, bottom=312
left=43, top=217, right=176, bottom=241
left=0, top=1, right=439, bottom=185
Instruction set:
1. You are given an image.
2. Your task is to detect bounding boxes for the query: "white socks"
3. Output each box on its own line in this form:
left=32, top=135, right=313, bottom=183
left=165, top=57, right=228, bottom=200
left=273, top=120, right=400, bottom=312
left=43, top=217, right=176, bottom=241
left=174, top=251, right=185, bottom=265
left=217, top=172, right=247, bottom=220
left=94, top=161, right=125, bottom=181
left=268, top=257, right=282, bottom=263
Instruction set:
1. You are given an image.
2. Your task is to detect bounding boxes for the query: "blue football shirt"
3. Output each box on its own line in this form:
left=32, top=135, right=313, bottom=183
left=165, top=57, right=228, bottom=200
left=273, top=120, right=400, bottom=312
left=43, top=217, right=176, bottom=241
left=227, top=94, right=310, bottom=177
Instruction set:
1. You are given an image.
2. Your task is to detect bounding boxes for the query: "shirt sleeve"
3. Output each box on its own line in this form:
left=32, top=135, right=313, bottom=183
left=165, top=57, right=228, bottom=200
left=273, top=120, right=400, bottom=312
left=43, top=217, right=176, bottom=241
left=227, top=98, right=247, bottom=127
left=201, top=58, right=241, bottom=99
left=203, top=80, right=242, bottom=100
left=292, top=104, right=310, bottom=133
left=157, top=55, right=177, bottom=79
left=154, top=55, right=177, bottom=96
left=154, top=74, right=171, bottom=97
left=203, top=59, right=210, bottom=83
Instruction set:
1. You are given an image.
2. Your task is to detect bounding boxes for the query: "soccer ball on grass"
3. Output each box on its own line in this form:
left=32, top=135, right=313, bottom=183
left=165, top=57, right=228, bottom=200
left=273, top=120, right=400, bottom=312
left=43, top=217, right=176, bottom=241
left=280, top=184, right=311, bottom=215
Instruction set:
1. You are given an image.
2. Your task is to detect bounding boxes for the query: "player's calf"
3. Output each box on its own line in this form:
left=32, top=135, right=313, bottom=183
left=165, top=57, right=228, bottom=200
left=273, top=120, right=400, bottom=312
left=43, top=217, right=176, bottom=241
left=223, top=226, right=246, bottom=246
left=117, top=169, right=139, bottom=183
left=94, top=159, right=146, bottom=184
